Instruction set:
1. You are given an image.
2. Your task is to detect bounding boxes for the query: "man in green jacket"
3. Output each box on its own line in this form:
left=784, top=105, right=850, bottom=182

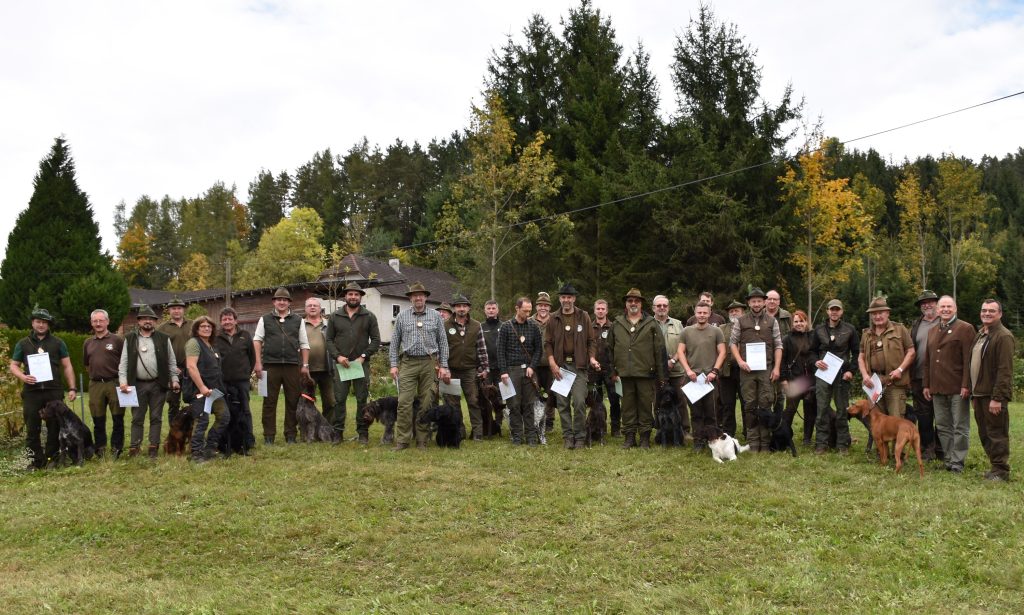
left=608, top=288, right=667, bottom=449
left=326, top=282, right=381, bottom=444
left=968, top=299, right=1015, bottom=482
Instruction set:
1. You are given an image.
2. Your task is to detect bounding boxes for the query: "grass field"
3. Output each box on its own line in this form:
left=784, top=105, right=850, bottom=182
left=1, top=395, right=1022, bottom=614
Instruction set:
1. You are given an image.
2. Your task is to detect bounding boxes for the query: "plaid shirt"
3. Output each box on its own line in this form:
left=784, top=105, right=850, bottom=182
left=496, top=317, right=543, bottom=373
left=389, top=307, right=449, bottom=368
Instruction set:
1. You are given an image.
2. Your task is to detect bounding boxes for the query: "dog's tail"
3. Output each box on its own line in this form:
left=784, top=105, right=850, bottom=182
left=735, top=440, right=750, bottom=455
left=912, top=430, right=924, bottom=478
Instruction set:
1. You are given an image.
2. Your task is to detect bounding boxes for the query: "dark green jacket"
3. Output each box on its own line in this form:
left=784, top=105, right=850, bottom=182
left=607, top=313, right=667, bottom=380
left=325, top=306, right=381, bottom=361
left=214, top=329, right=255, bottom=381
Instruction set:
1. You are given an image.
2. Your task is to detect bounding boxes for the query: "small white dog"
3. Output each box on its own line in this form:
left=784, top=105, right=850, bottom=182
left=705, top=426, right=749, bottom=463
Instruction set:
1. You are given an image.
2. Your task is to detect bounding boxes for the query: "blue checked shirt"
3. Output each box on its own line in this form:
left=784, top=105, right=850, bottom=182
left=389, top=307, right=449, bottom=368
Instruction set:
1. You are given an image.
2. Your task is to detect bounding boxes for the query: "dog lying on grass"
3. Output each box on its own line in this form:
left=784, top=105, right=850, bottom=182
left=39, top=400, right=95, bottom=467
left=296, top=389, right=340, bottom=444
left=848, top=399, right=923, bottom=477
left=703, top=425, right=749, bottom=463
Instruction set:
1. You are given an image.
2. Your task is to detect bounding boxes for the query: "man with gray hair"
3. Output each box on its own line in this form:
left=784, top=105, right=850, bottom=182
left=83, top=308, right=124, bottom=458
left=653, top=294, right=691, bottom=442
left=922, top=295, right=974, bottom=473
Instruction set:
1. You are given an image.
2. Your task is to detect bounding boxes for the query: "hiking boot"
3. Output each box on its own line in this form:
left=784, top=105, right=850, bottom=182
left=285, top=436, right=296, bottom=444
left=837, top=447, right=849, bottom=456
left=563, top=439, right=574, bottom=450
left=264, top=437, right=274, bottom=445
left=639, top=432, right=651, bottom=449
left=391, top=442, right=409, bottom=451
left=622, top=433, right=636, bottom=449
left=416, top=441, right=428, bottom=450
left=357, top=433, right=369, bottom=445
left=814, top=446, right=827, bottom=455
left=95, top=447, right=106, bottom=459
left=128, top=446, right=141, bottom=458
left=574, top=439, right=587, bottom=449
left=983, top=471, right=1007, bottom=482
left=148, top=445, right=159, bottom=459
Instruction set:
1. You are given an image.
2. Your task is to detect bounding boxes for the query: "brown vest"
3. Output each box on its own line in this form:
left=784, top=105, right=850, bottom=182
left=736, top=311, right=776, bottom=366
left=446, top=318, right=482, bottom=371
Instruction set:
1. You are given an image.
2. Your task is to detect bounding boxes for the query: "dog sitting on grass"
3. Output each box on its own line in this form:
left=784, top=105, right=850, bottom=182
left=654, top=383, right=684, bottom=447
left=39, top=400, right=95, bottom=467
left=756, top=406, right=798, bottom=457
left=164, top=407, right=194, bottom=456
left=422, top=403, right=464, bottom=448
left=583, top=389, right=606, bottom=447
left=703, top=425, right=749, bottom=463
left=296, top=386, right=340, bottom=444
left=478, top=383, right=504, bottom=438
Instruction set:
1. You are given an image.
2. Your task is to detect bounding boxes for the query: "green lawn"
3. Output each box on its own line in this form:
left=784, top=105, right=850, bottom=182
left=1, top=396, right=1021, bottom=614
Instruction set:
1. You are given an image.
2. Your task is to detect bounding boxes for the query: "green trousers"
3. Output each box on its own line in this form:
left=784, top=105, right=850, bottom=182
left=396, top=356, right=437, bottom=446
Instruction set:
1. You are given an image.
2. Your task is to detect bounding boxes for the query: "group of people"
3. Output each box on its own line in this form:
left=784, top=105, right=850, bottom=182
left=8, top=281, right=1014, bottom=481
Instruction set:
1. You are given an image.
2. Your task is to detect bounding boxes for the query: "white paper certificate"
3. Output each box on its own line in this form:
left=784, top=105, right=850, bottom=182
left=257, top=371, right=268, bottom=397
left=26, top=352, right=53, bottom=383
left=862, top=373, right=883, bottom=403
left=745, top=342, right=767, bottom=371
left=815, top=352, right=844, bottom=385
left=439, top=378, right=462, bottom=396
left=204, top=388, right=225, bottom=414
left=614, top=378, right=623, bottom=397
left=549, top=369, right=577, bottom=397
left=116, top=386, right=139, bottom=408
left=498, top=379, right=516, bottom=401
left=682, top=373, right=715, bottom=404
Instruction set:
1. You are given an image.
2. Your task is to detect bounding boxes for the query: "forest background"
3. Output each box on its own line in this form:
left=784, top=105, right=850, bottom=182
left=2, top=2, right=1024, bottom=334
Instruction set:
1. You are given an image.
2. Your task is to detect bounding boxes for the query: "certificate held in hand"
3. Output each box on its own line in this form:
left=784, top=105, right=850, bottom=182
left=745, top=342, right=767, bottom=371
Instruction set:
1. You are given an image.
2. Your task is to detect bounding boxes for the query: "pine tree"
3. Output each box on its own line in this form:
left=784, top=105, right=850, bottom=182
left=0, top=137, right=129, bottom=330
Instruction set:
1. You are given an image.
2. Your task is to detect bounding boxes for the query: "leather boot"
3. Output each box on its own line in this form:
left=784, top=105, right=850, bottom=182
left=358, top=433, right=369, bottom=445
left=128, top=446, right=140, bottom=458
left=574, top=438, right=587, bottom=449
left=622, top=433, right=636, bottom=449
left=639, top=432, right=651, bottom=449
left=95, top=446, right=106, bottom=459
left=391, top=442, right=409, bottom=451
left=563, top=438, right=574, bottom=450
left=415, top=431, right=429, bottom=449
left=148, top=445, right=158, bottom=459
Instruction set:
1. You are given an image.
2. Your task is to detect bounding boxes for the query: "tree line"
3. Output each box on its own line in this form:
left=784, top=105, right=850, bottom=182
left=4, top=2, right=1023, bottom=334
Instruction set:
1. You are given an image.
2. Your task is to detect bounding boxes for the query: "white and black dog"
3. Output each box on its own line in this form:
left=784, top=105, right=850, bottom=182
left=703, top=425, right=749, bottom=463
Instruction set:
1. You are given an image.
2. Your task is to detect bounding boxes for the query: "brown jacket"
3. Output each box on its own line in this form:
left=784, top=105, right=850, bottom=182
left=968, top=320, right=1015, bottom=402
left=860, top=322, right=914, bottom=388
left=545, top=308, right=596, bottom=369
left=922, top=318, right=975, bottom=394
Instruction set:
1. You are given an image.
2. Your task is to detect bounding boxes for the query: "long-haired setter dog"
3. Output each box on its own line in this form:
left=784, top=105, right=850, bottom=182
left=39, top=400, right=95, bottom=466
left=164, top=407, right=195, bottom=456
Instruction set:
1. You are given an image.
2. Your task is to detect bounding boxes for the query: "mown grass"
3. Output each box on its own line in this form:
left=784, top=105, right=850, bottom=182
left=1, top=396, right=1021, bottom=614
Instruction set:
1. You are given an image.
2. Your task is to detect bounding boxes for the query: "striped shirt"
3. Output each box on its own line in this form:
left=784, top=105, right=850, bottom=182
left=389, top=307, right=449, bottom=368
left=496, top=317, right=544, bottom=373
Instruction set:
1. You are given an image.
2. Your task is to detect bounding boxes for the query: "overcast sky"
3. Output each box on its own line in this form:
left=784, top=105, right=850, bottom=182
left=2, top=0, right=1022, bottom=259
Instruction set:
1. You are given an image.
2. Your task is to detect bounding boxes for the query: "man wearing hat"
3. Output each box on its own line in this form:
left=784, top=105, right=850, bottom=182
left=389, top=282, right=450, bottom=450
left=253, top=287, right=311, bottom=444
left=157, top=296, right=192, bottom=420
left=444, top=294, right=489, bottom=440
left=118, top=305, right=180, bottom=458
left=9, top=307, right=78, bottom=469
left=545, top=284, right=600, bottom=449
left=326, top=282, right=380, bottom=444
left=910, top=290, right=943, bottom=460
left=530, top=291, right=556, bottom=430
left=857, top=297, right=915, bottom=418
left=728, top=287, right=783, bottom=452
left=809, top=299, right=860, bottom=453
left=608, top=288, right=668, bottom=449
left=716, top=300, right=746, bottom=438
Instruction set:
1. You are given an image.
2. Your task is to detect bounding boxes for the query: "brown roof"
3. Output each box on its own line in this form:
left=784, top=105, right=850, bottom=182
left=130, top=254, right=458, bottom=307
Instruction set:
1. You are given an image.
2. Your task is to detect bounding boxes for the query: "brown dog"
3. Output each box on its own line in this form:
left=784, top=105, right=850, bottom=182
left=847, top=399, right=924, bottom=477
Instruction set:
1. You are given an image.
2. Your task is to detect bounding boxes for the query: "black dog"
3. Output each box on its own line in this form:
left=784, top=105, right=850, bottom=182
left=217, top=394, right=249, bottom=457
left=296, top=390, right=340, bottom=444
left=479, top=383, right=504, bottom=438
left=422, top=403, right=464, bottom=448
left=362, top=396, right=399, bottom=444
left=756, top=406, right=798, bottom=457
left=584, top=389, right=607, bottom=447
left=654, top=383, right=684, bottom=447
left=39, top=400, right=95, bottom=466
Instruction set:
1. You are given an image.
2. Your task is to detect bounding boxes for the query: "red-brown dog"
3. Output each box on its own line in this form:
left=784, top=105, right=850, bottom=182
left=847, top=399, right=924, bottom=477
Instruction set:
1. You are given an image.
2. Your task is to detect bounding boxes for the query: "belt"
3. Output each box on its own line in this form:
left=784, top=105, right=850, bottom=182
left=136, top=378, right=156, bottom=382
left=564, top=356, right=574, bottom=363
left=90, top=377, right=117, bottom=383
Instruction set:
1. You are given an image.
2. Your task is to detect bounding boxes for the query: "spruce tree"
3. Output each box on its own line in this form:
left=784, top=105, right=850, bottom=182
left=0, top=137, right=129, bottom=330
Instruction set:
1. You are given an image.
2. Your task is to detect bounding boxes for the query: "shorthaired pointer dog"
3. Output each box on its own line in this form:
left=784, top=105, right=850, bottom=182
left=848, top=399, right=924, bottom=477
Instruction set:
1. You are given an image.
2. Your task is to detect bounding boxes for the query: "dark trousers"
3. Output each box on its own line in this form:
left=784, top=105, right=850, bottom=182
left=505, top=366, right=538, bottom=444
left=689, top=384, right=718, bottom=445
left=223, top=379, right=255, bottom=450
left=309, top=369, right=335, bottom=419
left=445, top=367, right=482, bottom=438
left=783, top=386, right=817, bottom=444
left=671, top=375, right=692, bottom=434
left=973, top=396, right=1011, bottom=478
left=912, top=379, right=942, bottom=459
left=262, top=364, right=301, bottom=441
left=592, top=369, right=621, bottom=432
left=333, top=363, right=369, bottom=436
left=815, top=377, right=851, bottom=450
left=22, top=389, right=62, bottom=468
left=717, top=373, right=740, bottom=437
left=131, top=380, right=167, bottom=449
left=165, top=368, right=185, bottom=415
left=189, top=396, right=229, bottom=459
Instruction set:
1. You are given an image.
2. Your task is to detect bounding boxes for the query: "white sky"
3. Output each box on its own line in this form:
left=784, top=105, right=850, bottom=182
left=2, top=0, right=1023, bottom=259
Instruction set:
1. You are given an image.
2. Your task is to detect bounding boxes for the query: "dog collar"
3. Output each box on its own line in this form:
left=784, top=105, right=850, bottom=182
left=301, top=393, right=316, bottom=402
